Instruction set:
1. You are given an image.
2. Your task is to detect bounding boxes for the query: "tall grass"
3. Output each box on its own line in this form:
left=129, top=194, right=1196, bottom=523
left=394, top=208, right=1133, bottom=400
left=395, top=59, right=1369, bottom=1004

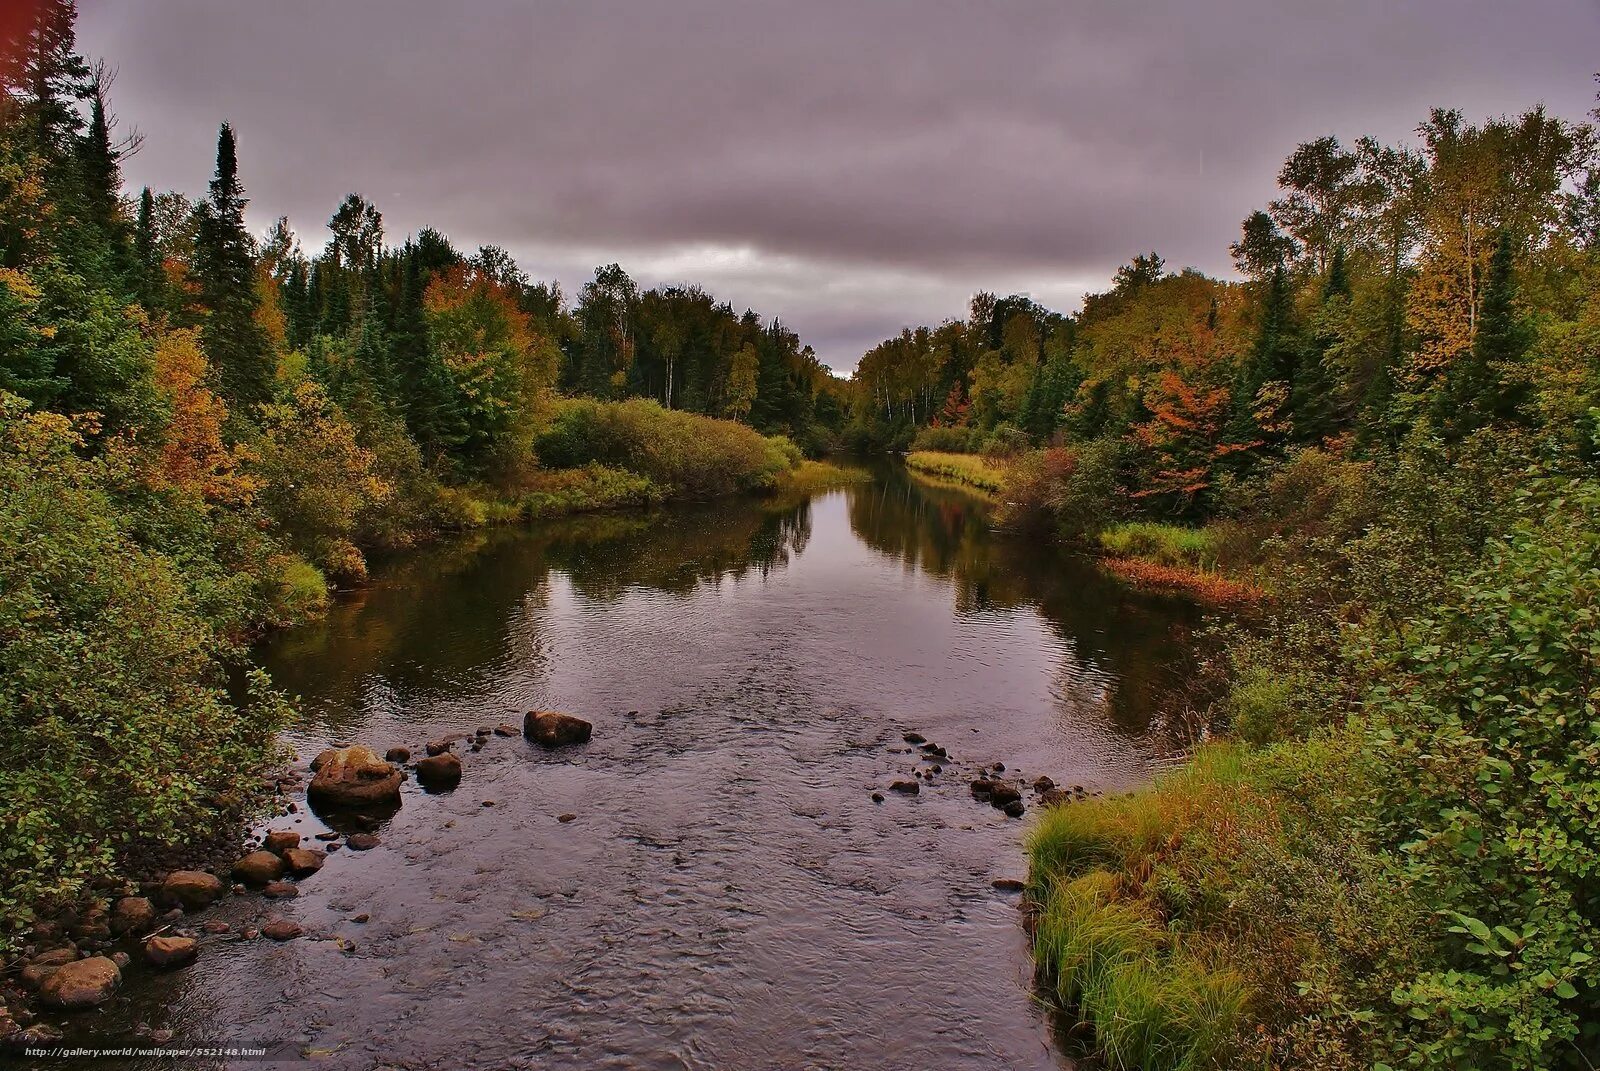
left=1098, top=521, right=1218, bottom=570
left=1027, top=747, right=1253, bottom=1070
left=903, top=450, right=1006, bottom=492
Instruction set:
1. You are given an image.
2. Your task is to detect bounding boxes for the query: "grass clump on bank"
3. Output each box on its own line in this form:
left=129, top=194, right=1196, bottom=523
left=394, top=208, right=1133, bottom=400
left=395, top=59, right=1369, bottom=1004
left=903, top=449, right=1006, bottom=492
left=1097, top=521, right=1218, bottom=570
left=773, top=458, right=872, bottom=494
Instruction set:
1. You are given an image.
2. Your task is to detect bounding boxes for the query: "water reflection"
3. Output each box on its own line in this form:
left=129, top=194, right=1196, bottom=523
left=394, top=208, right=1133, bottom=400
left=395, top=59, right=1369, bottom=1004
left=79, top=462, right=1220, bottom=1071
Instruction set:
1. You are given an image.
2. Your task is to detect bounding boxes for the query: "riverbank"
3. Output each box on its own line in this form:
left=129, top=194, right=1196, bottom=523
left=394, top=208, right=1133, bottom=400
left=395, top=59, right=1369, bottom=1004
left=1022, top=441, right=1600, bottom=1069
left=903, top=450, right=1006, bottom=493
left=0, top=389, right=842, bottom=960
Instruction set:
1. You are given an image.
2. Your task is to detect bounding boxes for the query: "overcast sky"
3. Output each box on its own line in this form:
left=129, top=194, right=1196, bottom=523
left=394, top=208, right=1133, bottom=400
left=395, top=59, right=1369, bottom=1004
left=79, top=1, right=1599, bottom=373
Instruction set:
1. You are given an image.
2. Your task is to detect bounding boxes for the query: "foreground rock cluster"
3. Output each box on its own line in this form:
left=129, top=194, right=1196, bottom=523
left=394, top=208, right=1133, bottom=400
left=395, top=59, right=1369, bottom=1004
left=1, top=710, right=595, bottom=1048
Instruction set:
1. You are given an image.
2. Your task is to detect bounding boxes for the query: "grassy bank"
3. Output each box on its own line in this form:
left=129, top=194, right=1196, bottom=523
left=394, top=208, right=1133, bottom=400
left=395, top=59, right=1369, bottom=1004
left=1026, top=442, right=1600, bottom=1069
left=903, top=449, right=1007, bottom=492
left=1095, top=522, right=1261, bottom=605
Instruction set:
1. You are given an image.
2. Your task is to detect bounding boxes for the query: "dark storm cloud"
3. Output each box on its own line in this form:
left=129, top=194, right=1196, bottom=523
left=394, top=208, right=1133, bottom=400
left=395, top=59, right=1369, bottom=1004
left=77, top=0, right=1599, bottom=370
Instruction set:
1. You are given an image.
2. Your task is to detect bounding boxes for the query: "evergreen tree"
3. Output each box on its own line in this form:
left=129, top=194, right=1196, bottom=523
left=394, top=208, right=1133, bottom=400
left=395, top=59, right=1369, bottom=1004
left=132, top=186, right=164, bottom=308
left=192, top=123, right=272, bottom=405
left=74, top=71, right=135, bottom=287
left=1435, top=231, right=1529, bottom=436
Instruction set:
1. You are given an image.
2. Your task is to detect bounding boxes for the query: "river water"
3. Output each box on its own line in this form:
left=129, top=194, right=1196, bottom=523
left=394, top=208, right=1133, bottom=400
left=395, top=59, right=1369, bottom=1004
left=66, top=464, right=1208, bottom=1070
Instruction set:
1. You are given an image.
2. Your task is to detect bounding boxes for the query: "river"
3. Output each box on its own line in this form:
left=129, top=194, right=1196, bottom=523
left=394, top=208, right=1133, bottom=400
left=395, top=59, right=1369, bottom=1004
left=72, top=463, right=1209, bottom=1070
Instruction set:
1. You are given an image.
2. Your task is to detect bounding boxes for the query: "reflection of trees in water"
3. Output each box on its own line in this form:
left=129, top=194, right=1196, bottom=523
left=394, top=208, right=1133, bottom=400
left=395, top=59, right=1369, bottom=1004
left=259, top=496, right=814, bottom=717
left=847, top=467, right=1214, bottom=738
left=541, top=496, right=812, bottom=599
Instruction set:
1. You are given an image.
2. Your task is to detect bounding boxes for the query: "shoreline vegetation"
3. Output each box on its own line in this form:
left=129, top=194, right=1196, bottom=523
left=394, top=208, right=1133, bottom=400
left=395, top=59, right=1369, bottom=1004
left=850, top=102, right=1600, bottom=1069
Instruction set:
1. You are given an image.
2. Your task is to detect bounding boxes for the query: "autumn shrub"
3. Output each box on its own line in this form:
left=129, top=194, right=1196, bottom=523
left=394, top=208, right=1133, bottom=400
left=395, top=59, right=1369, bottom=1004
left=0, top=395, right=288, bottom=946
left=246, top=379, right=394, bottom=580
left=994, top=438, right=1124, bottom=539
left=534, top=397, right=796, bottom=498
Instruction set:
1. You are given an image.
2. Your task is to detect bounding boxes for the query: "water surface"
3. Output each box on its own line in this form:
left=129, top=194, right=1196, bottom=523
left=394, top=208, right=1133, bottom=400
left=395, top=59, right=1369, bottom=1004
left=72, top=465, right=1207, bottom=1069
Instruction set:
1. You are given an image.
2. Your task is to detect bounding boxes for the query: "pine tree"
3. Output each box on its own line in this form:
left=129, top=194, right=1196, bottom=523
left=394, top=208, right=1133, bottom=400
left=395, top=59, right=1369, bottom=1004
left=192, top=123, right=272, bottom=405
left=1435, top=231, right=1529, bottom=436
left=9, top=0, right=88, bottom=156
left=75, top=72, right=135, bottom=287
left=132, top=186, right=164, bottom=308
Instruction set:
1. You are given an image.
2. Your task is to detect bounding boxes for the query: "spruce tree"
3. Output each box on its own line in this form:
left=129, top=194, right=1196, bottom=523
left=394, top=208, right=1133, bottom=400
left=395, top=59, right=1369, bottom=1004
left=1436, top=231, right=1528, bottom=436
left=192, top=123, right=272, bottom=405
left=133, top=186, right=164, bottom=308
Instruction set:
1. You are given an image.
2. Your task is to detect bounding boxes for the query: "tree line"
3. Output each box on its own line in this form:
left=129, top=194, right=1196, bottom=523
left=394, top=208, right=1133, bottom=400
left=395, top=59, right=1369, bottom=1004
left=849, top=105, right=1599, bottom=521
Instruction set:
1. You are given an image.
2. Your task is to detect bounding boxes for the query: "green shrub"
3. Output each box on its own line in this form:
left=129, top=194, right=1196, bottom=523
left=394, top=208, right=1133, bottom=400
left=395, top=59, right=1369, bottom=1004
left=1356, top=467, right=1600, bottom=1066
left=910, top=424, right=977, bottom=453
left=980, top=420, right=1031, bottom=458
left=0, top=396, right=288, bottom=946
left=535, top=397, right=795, bottom=498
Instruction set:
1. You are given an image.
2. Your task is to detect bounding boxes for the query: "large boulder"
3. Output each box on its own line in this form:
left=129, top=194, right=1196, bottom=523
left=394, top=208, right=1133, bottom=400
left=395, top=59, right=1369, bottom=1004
left=261, top=918, right=302, bottom=941
left=281, top=848, right=325, bottom=878
left=160, top=870, right=224, bottom=911
left=523, top=711, right=592, bottom=748
left=263, top=830, right=301, bottom=855
left=415, top=752, right=462, bottom=790
left=143, top=935, right=198, bottom=969
left=232, top=851, right=285, bottom=886
left=39, top=957, right=120, bottom=1010
left=109, top=896, right=156, bottom=936
left=307, top=746, right=402, bottom=809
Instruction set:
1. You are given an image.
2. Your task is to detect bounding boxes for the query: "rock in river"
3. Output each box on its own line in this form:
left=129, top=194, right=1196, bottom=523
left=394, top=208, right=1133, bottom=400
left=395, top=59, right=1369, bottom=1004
left=39, top=957, right=120, bottom=1010
left=143, top=935, right=198, bottom=969
left=281, top=847, right=326, bottom=878
left=523, top=710, right=593, bottom=748
left=889, top=780, right=920, bottom=795
left=261, top=919, right=302, bottom=941
left=109, top=896, right=156, bottom=936
left=345, top=833, right=380, bottom=851
left=415, top=752, right=463, bottom=790
left=385, top=747, right=410, bottom=763
left=160, top=870, right=224, bottom=911
left=233, top=851, right=285, bottom=886
left=306, top=746, right=402, bottom=809
left=264, top=830, right=301, bottom=855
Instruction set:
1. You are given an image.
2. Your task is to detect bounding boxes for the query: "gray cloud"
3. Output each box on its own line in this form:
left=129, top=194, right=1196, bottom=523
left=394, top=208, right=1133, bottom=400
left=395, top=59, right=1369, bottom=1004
left=78, top=0, right=1599, bottom=371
